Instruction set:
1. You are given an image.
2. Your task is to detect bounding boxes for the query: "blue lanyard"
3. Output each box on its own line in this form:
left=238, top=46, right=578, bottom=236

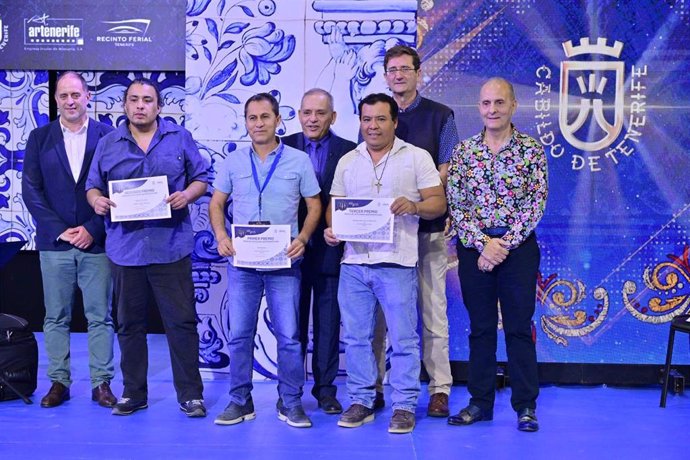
left=250, top=144, right=284, bottom=220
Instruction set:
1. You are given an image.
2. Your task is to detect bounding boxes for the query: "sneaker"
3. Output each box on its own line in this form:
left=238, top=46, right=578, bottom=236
left=180, top=399, right=207, bottom=418
left=214, top=398, right=256, bottom=426
left=517, top=408, right=539, bottom=432
left=111, top=398, right=148, bottom=416
left=337, top=403, right=375, bottom=428
left=276, top=399, right=312, bottom=428
left=388, top=409, right=415, bottom=434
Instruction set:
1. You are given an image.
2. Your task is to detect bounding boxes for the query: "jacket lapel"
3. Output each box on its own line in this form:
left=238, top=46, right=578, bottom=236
left=323, top=136, right=341, bottom=185
left=50, top=121, right=74, bottom=184
left=77, top=119, right=99, bottom=184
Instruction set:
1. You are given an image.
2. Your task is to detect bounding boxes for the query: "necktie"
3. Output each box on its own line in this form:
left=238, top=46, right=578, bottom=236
left=310, top=142, right=323, bottom=183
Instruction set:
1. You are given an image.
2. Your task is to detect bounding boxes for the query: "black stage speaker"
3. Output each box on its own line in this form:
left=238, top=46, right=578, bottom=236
left=0, top=313, right=38, bottom=403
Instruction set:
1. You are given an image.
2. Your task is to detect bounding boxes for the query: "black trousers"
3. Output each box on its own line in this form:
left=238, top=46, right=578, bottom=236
left=111, top=256, right=203, bottom=403
left=299, top=253, right=341, bottom=400
left=457, top=233, right=540, bottom=414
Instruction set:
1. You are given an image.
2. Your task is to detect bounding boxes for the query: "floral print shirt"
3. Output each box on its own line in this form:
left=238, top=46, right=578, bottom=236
left=447, top=127, right=548, bottom=252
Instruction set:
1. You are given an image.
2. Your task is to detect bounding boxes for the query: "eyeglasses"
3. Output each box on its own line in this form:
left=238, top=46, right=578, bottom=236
left=385, top=66, right=417, bottom=75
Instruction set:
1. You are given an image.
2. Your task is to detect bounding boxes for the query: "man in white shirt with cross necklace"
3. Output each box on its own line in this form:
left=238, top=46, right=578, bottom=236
left=324, top=93, right=446, bottom=433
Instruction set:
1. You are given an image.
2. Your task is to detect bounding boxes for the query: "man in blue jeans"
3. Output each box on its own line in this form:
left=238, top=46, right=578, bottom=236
left=209, top=92, right=322, bottom=428
left=324, top=93, right=446, bottom=433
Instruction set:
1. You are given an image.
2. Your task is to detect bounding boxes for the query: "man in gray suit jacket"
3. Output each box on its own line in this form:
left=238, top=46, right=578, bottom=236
left=283, top=89, right=356, bottom=414
left=22, top=71, right=116, bottom=408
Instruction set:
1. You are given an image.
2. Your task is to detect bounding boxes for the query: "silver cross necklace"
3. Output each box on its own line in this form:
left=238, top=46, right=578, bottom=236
left=372, top=150, right=392, bottom=194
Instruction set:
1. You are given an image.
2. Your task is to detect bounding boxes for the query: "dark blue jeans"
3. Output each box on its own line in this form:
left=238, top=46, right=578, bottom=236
left=457, top=233, right=540, bottom=414
left=226, top=264, right=304, bottom=408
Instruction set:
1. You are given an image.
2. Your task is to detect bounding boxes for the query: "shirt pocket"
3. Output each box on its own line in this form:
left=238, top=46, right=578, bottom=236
left=156, top=153, right=185, bottom=179
left=231, top=171, right=255, bottom=198
left=272, top=171, right=300, bottom=197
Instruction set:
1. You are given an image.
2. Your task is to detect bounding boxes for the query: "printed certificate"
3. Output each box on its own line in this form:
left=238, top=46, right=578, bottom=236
left=108, top=176, right=171, bottom=222
left=331, top=197, right=394, bottom=243
left=231, top=224, right=291, bottom=269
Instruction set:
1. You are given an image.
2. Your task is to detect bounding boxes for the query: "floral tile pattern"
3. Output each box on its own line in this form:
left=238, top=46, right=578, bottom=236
left=0, top=70, right=48, bottom=248
left=186, top=0, right=415, bottom=378
left=2, top=0, right=415, bottom=378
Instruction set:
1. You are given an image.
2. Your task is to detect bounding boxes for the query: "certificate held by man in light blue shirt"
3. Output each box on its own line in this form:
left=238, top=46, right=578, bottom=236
left=231, top=224, right=291, bottom=269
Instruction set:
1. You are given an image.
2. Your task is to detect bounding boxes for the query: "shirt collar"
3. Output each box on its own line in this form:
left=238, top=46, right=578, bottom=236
left=250, top=138, right=284, bottom=159
left=355, top=136, right=407, bottom=159
left=60, top=117, right=89, bottom=135
left=119, top=116, right=168, bottom=141
left=398, top=92, right=421, bottom=113
left=302, top=130, right=332, bottom=149
left=478, top=125, right=519, bottom=149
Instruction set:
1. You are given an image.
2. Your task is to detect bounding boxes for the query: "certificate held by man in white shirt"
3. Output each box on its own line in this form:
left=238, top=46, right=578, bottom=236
left=331, top=197, right=394, bottom=243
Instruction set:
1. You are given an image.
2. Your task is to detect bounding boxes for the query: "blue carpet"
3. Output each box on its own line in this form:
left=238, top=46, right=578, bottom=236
left=0, top=333, right=687, bottom=459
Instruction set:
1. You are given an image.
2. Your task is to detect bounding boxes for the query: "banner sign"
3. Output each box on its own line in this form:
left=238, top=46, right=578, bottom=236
left=0, top=0, right=184, bottom=70
left=418, top=0, right=690, bottom=364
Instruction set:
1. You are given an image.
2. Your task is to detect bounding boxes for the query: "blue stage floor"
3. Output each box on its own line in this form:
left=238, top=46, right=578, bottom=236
left=1, top=333, right=687, bottom=459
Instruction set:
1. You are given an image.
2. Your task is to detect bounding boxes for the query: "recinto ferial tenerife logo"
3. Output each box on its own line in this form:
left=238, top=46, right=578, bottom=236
left=24, top=14, right=84, bottom=46
left=534, top=37, right=648, bottom=172
left=102, top=19, right=150, bottom=35
left=98, top=19, right=153, bottom=46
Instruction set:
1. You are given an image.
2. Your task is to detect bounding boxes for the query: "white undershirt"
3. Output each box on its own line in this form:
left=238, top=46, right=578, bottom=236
left=60, top=117, right=89, bottom=182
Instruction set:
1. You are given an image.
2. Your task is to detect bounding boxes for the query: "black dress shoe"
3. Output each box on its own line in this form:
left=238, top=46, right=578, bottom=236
left=448, top=404, right=492, bottom=426
left=318, top=395, right=343, bottom=414
left=92, top=382, right=117, bottom=408
left=40, top=382, right=70, bottom=408
left=517, top=408, right=539, bottom=432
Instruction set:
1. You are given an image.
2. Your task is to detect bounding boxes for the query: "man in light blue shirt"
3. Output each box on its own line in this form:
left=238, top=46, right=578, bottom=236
left=209, top=92, right=322, bottom=428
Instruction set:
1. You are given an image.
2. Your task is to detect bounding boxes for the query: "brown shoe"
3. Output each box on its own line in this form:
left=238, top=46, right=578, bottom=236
left=40, top=382, right=70, bottom=408
left=427, top=392, right=449, bottom=417
left=92, top=382, right=117, bottom=408
left=337, top=404, right=375, bottom=428
left=388, top=409, right=415, bottom=434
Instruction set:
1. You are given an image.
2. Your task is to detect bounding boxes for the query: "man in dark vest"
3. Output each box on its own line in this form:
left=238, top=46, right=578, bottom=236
left=375, top=44, right=460, bottom=417
left=283, top=88, right=356, bottom=414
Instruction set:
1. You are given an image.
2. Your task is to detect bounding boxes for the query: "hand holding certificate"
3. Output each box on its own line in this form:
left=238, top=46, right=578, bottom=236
left=108, top=176, right=171, bottom=222
left=231, top=224, right=291, bottom=269
left=331, top=197, right=394, bottom=243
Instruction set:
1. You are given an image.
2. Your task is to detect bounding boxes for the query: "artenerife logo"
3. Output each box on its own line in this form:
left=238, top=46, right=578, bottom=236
left=97, top=18, right=153, bottom=46
left=24, top=14, right=84, bottom=46
left=534, top=37, right=648, bottom=172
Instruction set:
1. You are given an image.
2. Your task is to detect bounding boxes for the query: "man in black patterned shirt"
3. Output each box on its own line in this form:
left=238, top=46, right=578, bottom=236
left=446, top=77, right=547, bottom=433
